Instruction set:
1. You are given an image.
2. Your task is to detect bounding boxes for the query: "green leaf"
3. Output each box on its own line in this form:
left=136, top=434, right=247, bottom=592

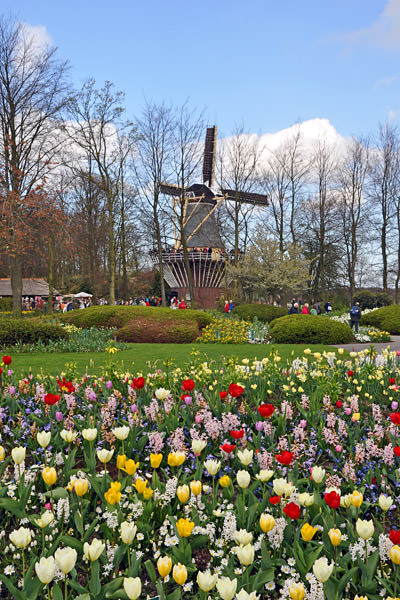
left=43, top=486, right=68, bottom=500
left=0, top=497, right=24, bottom=518
left=0, top=574, right=25, bottom=600
left=145, top=559, right=157, bottom=584
left=52, top=583, right=64, bottom=600
left=89, top=560, right=101, bottom=597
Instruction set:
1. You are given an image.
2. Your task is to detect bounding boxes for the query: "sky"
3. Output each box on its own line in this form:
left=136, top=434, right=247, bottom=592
left=2, top=0, right=400, bottom=141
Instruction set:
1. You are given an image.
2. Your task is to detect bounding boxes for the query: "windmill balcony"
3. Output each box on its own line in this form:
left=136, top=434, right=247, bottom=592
left=149, top=248, right=243, bottom=264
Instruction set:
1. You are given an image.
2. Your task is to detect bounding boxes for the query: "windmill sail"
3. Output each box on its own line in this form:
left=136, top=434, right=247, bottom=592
left=202, top=126, right=218, bottom=187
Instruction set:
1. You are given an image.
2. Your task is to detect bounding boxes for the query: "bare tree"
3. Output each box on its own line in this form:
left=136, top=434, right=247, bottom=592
left=171, top=103, right=204, bottom=305
left=368, top=123, right=399, bottom=293
left=304, top=140, right=339, bottom=298
left=65, top=79, right=137, bottom=304
left=337, top=136, right=370, bottom=299
left=0, top=17, right=69, bottom=314
left=134, top=102, right=175, bottom=306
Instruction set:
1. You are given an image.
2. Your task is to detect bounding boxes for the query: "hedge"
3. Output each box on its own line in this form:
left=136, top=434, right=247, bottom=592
left=0, top=319, right=68, bottom=346
left=269, top=314, right=354, bottom=344
left=360, top=304, right=400, bottom=334
left=0, top=297, right=13, bottom=312
left=352, top=290, right=393, bottom=310
left=232, top=304, right=287, bottom=323
left=60, top=306, right=212, bottom=343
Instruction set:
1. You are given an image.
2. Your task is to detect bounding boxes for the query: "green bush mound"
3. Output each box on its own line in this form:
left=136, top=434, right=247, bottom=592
left=0, top=297, right=13, bottom=312
left=60, top=306, right=212, bottom=343
left=0, top=319, right=68, bottom=347
left=360, top=304, right=400, bottom=334
left=116, top=317, right=200, bottom=343
left=232, top=304, right=287, bottom=323
left=269, top=314, right=354, bottom=344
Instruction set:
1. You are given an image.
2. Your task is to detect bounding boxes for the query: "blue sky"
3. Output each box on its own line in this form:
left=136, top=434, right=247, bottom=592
left=3, top=0, right=400, bottom=138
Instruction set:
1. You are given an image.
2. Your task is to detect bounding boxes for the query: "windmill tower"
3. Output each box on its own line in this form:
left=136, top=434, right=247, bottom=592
left=150, top=126, right=269, bottom=308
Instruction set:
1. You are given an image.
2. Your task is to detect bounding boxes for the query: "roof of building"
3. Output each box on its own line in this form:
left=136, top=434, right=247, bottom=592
left=0, top=278, right=58, bottom=297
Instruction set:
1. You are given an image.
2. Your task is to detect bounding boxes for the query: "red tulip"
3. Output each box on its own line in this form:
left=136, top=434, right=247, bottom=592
left=394, top=446, right=400, bottom=457
left=2, top=355, right=12, bottom=365
left=219, top=391, right=228, bottom=399
left=57, top=378, right=75, bottom=393
left=131, top=377, right=145, bottom=390
left=283, top=502, right=300, bottom=519
left=389, top=530, right=400, bottom=544
left=182, top=379, right=195, bottom=391
left=347, top=370, right=354, bottom=377
left=389, top=377, right=396, bottom=385
left=324, top=490, right=340, bottom=509
left=336, top=401, right=342, bottom=408
left=275, top=451, right=293, bottom=466
left=258, top=403, right=274, bottom=418
left=390, top=412, right=400, bottom=425
left=230, top=429, right=244, bottom=439
left=269, top=495, right=281, bottom=505
left=44, top=393, right=60, bottom=406
left=228, top=383, right=244, bottom=398
left=0, top=367, right=2, bottom=375
left=220, top=443, right=235, bottom=453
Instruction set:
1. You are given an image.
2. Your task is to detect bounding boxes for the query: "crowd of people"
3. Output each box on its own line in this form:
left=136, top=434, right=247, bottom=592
left=287, top=298, right=363, bottom=332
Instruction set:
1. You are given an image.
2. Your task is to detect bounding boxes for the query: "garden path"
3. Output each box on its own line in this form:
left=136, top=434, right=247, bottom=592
left=333, top=334, right=400, bottom=353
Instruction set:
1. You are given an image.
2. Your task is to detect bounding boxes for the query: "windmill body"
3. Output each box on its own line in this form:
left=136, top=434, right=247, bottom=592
left=150, top=126, right=268, bottom=308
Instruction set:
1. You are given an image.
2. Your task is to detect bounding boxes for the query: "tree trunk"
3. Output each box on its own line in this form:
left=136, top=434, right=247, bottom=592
left=107, top=196, right=115, bottom=305
left=48, top=238, right=54, bottom=314
left=154, top=211, right=167, bottom=306
left=10, top=254, right=22, bottom=317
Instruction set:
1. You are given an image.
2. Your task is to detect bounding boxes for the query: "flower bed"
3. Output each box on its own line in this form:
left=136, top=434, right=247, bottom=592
left=0, top=348, right=400, bottom=599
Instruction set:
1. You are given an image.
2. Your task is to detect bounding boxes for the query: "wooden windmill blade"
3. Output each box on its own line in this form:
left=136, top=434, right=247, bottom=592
left=221, top=188, right=269, bottom=206
left=160, top=182, right=184, bottom=197
left=202, top=125, right=218, bottom=187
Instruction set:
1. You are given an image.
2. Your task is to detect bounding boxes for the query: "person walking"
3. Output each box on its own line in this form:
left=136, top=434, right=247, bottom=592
left=288, top=302, right=299, bottom=314
left=324, top=300, right=332, bottom=315
left=350, top=301, right=362, bottom=333
left=302, top=303, right=310, bottom=314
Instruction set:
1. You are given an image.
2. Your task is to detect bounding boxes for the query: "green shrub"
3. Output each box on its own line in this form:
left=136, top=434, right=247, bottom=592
left=360, top=304, right=400, bottom=334
left=232, top=304, right=287, bottom=323
left=353, top=290, right=393, bottom=310
left=269, top=314, right=354, bottom=344
left=116, top=317, right=199, bottom=343
left=0, top=297, right=13, bottom=312
left=0, top=319, right=68, bottom=347
left=60, top=305, right=212, bottom=330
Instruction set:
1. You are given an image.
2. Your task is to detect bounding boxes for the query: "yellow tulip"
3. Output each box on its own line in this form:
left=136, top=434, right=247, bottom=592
left=168, top=451, right=185, bottom=466
left=190, top=480, right=202, bottom=496
left=150, top=453, right=162, bottom=468
left=135, top=478, right=148, bottom=494
left=142, top=487, right=154, bottom=500
left=177, top=485, right=190, bottom=503
left=259, top=513, right=275, bottom=533
left=122, top=459, right=139, bottom=476
left=117, top=454, right=127, bottom=469
left=172, top=563, right=187, bottom=585
left=104, top=481, right=122, bottom=505
left=42, top=467, right=57, bottom=486
left=349, top=490, right=363, bottom=508
left=328, top=528, right=341, bottom=546
left=390, top=545, right=400, bottom=565
left=0, top=445, right=4, bottom=461
left=157, top=556, right=172, bottom=578
left=219, top=475, right=231, bottom=487
left=176, top=518, right=195, bottom=537
left=289, top=582, right=305, bottom=600
left=74, top=478, right=89, bottom=497
left=301, top=523, right=318, bottom=541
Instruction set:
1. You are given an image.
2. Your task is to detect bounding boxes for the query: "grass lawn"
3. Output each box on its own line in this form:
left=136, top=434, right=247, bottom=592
left=9, top=343, right=339, bottom=377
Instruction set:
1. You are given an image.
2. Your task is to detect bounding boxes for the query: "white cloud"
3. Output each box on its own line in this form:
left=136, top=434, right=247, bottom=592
left=374, top=74, right=398, bottom=88
left=20, top=22, right=53, bottom=52
left=343, top=0, right=400, bottom=50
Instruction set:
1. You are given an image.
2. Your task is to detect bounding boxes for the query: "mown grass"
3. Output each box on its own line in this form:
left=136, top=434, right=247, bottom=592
left=9, top=343, right=340, bottom=377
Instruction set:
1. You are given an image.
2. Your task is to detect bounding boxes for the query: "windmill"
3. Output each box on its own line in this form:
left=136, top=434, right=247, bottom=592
left=150, top=126, right=269, bottom=308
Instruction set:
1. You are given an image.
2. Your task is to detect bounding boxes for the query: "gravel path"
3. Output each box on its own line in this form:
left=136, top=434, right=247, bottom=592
left=333, top=335, right=400, bottom=353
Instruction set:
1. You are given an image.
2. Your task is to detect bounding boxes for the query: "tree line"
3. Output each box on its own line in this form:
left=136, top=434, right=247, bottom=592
left=0, top=16, right=399, bottom=315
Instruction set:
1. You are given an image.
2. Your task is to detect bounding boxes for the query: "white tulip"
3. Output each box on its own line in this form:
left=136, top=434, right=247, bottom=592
left=234, top=529, right=253, bottom=545
left=191, top=439, right=207, bottom=454
left=60, top=429, right=78, bottom=443
left=237, top=449, right=253, bottom=466
left=256, top=469, right=273, bottom=482
left=97, top=448, right=114, bottom=464
left=35, top=556, right=56, bottom=584
left=37, top=431, right=51, bottom=448
left=123, top=577, right=142, bottom=600
left=120, top=521, right=137, bottom=544
left=197, top=570, right=217, bottom=592
left=356, top=519, right=374, bottom=540
left=204, top=459, right=221, bottom=476
left=11, top=446, right=26, bottom=464
left=155, top=388, right=170, bottom=400
left=236, top=543, right=254, bottom=566
left=236, top=470, right=251, bottom=488
left=112, top=426, right=130, bottom=440
left=378, top=494, right=393, bottom=512
left=312, top=557, right=334, bottom=583
left=311, top=466, right=326, bottom=484
left=55, top=547, right=77, bottom=574
left=83, top=538, right=105, bottom=561
left=9, top=526, right=31, bottom=549
left=216, top=576, right=237, bottom=600
left=82, top=428, right=97, bottom=441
